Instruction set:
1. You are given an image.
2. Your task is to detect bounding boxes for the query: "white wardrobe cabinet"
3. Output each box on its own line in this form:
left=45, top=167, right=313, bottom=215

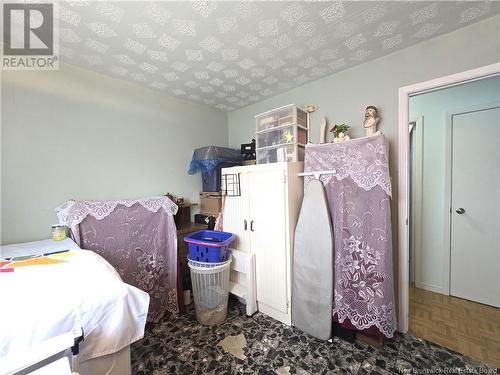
left=221, top=162, right=303, bottom=325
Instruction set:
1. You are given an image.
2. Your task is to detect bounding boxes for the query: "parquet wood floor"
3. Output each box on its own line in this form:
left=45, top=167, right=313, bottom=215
left=410, top=287, right=500, bottom=368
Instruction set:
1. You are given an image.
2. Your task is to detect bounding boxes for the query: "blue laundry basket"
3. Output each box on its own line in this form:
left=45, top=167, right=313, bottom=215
left=184, top=230, right=235, bottom=263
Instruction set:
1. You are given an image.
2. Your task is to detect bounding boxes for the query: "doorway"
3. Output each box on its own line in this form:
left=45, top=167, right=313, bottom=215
left=404, top=73, right=500, bottom=367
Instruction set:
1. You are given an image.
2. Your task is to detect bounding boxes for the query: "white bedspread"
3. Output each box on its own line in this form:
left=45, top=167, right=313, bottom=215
left=0, top=241, right=149, bottom=363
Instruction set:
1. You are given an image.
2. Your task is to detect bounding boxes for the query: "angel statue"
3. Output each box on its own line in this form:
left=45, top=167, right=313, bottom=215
left=363, top=105, right=380, bottom=137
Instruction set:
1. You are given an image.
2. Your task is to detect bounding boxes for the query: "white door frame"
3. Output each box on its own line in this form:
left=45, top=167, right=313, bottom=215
left=397, top=62, right=500, bottom=333
left=409, top=116, right=424, bottom=290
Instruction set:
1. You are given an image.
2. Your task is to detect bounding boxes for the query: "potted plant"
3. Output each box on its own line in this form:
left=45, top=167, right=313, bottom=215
left=330, top=123, right=351, bottom=143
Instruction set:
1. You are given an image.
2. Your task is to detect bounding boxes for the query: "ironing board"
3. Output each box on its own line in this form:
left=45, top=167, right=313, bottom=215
left=292, top=179, right=334, bottom=340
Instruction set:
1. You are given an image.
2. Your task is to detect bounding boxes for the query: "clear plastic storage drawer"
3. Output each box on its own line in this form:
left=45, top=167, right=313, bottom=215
left=255, top=104, right=308, bottom=164
left=255, top=104, right=308, bottom=132
left=256, top=144, right=305, bottom=164
left=257, top=126, right=295, bottom=148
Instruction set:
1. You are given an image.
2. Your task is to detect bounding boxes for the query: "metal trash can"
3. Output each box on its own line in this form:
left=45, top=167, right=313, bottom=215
left=188, top=257, right=232, bottom=326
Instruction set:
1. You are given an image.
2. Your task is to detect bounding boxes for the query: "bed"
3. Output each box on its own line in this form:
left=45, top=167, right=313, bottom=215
left=0, top=238, right=149, bottom=375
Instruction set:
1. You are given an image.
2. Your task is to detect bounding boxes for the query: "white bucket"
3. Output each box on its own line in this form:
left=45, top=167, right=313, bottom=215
left=188, top=257, right=232, bottom=326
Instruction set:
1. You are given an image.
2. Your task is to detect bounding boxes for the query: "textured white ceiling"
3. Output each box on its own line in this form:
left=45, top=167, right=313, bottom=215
left=54, top=1, right=500, bottom=111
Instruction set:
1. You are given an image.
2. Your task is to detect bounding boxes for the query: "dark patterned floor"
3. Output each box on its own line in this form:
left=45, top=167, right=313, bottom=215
left=131, top=299, right=496, bottom=374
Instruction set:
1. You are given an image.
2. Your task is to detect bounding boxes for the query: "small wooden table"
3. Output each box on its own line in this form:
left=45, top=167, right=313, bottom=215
left=174, top=203, right=198, bottom=228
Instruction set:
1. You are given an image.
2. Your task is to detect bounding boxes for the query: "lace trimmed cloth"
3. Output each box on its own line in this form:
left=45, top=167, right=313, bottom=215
left=304, top=133, right=392, bottom=197
left=56, top=196, right=181, bottom=323
left=304, top=134, right=396, bottom=338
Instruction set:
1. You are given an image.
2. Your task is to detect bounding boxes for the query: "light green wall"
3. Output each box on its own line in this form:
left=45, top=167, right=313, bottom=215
left=227, top=15, right=500, bottom=263
left=409, top=76, right=500, bottom=293
left=1, top=63, right=227, bottom=245
left=228, top=15, right=500, bottom=147
left=2, top=15, right=499, bottom=247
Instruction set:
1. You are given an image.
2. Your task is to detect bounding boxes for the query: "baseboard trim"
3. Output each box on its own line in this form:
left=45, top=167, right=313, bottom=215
left=415, top=282, right=449, bottom=295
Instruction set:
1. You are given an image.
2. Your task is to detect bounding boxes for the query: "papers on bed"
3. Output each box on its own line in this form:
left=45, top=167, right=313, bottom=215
left=0, top=238, right=80, bottom=273
left=0, top=238, right=80, bottom=259
left=1, top=251, right=78, bottom=273
left=0, top=245, right=150, bottom=364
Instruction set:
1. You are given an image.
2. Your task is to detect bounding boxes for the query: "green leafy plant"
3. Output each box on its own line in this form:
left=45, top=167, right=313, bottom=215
left=332, top=123, right=350, bottom=137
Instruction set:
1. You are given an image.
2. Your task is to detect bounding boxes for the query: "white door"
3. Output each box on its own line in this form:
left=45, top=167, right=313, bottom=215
left=222, top=171, right=250, bottom=252
left=248, top=170, right=288, bottom=313
left=222, top=171, right=252, bottom=288
left=450, top=105, right=500, bottom=307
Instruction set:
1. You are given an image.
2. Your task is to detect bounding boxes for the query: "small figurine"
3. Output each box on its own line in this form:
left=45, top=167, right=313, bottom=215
left=330, top=123, right=351, bottom=143
left=363, top=105, right=380, bottom=137
left=284, top=131, right=294, bottom=143
left=304, top=104, right=317, bottom=113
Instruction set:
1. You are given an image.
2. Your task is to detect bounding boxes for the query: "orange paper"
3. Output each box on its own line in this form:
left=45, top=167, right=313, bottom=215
left=9, top=257, right=66, bottom=268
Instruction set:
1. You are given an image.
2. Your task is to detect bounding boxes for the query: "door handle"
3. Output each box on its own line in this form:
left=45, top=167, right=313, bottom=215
left=250, top=220, right=254, bottom=232
left=456, top=208, right=466, bottom=214
left=244, top=219, right=247, bottom=230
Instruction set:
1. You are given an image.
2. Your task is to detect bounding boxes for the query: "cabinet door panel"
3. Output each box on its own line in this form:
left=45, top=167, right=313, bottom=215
left=249, top=170, right=288, bottom=313
left=222, top=172, right=250, bottom=252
